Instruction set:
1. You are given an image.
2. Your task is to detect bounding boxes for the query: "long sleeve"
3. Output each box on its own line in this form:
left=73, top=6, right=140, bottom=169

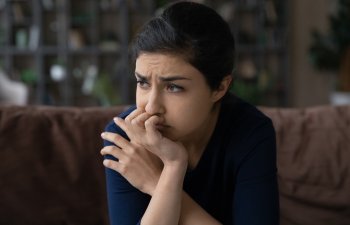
left=103, top=107, right=150, bottom=225
left=233, top=120, right=279, bottom=225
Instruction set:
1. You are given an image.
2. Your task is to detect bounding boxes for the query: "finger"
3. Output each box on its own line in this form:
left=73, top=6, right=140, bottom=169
left=114, top=117, right=142, bottom=145
left=125, top=108, right=144, bottom=123
left=101, top=131, right=130, bottom=149
left=103, top=159, right=125, bottom=174
left=100, top=145, right=125, bottom=161
left=144, top=115, right=162, bottom=140
left=145, top=115, right=162, bottom=129
left=114, top=114, right=148, bottom=138
left=131, top=112, right=151, bottom=127
left=113, top=117, right=130, bottom=135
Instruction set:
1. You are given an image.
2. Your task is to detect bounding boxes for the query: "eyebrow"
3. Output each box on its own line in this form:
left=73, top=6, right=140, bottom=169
left=135, top=72, right=191, bottom=82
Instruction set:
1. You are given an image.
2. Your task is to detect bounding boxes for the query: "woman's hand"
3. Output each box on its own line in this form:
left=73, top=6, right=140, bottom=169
left=101, top=109, right=188, bottom=194
left=100, top=132, right=163, bottom=195
left=114, top=111, right=188, bottom=225
left=101, top=109, right=187, bottom=195
left=101, top=109, right=163, bottom=195
left=114, top=112, right=188, bottom=167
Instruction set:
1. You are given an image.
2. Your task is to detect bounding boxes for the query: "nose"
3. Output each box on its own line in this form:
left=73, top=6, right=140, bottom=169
left=144, top=89, right=165, bottom=116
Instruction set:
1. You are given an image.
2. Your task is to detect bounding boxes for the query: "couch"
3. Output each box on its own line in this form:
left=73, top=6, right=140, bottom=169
left=0, top=104, right=349, bottom=225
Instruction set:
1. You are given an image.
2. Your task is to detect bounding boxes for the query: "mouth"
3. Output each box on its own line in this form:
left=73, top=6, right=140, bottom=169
left=154, top=124, right=170, bottom=131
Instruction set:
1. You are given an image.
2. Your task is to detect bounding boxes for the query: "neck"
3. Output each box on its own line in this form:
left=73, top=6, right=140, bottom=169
left=184, top=103, right=221, bottom=169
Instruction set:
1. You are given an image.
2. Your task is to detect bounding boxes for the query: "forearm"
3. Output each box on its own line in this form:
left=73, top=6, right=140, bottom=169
left=179, top=192, right=222, bottom=225
left=140, top=164, right=221, bottom=225
left=141, top=163, right=186, bottom=225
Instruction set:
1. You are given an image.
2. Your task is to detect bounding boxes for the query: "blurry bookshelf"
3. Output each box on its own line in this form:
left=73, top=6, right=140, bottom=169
left=0, top=0, right=288, bottom=106
left=0, top=0, right=154, bottom=106
left=215, top=0, right=289, bottom=106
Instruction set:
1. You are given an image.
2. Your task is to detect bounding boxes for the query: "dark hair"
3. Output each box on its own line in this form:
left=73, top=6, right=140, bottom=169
left=131, top=1, right=235, bottom=90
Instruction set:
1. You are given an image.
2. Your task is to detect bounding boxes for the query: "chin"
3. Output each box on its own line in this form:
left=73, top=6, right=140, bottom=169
left=161, top=130, right=179, bottom=141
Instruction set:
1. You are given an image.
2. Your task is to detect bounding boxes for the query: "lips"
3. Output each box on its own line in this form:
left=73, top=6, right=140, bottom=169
left=154, top=124, right=170, bottom=130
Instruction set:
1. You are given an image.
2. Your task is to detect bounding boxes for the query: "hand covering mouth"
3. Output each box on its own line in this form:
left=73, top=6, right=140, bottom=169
left=154, top=123, right=170, bottom=130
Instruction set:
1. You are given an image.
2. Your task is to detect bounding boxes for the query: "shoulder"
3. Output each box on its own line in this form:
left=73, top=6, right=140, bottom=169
left=218, top=94, right=277, bottom=171
left=104, top=105, right=136, bottom=145
left=104, top=105, right=136, bottom=132
left=218, top=93, right=276, bottom=159
left=220, top=93, right=275, bottom=138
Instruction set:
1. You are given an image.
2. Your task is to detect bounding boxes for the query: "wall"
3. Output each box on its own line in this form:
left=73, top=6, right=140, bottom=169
left=289, top=0, right=336, bottom=107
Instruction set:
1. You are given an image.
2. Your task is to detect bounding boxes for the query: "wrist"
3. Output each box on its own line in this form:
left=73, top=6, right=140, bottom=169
left=163, top=160, right=188, bottom=177
left=145, top=183, right=157, bottom=196
left=163, top=146, right=188, bottom=169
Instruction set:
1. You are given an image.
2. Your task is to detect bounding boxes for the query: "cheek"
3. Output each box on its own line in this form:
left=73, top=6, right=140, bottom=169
left=168, top=98, right=210, bottom=128
left=136, top=90, right=146, bottom=109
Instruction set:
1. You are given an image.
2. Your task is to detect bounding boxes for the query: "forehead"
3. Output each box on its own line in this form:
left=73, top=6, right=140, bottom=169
left=135, top=53, right=200, bottom=77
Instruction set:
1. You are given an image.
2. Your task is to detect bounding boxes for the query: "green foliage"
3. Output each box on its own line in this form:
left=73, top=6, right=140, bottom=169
left=231, top=79, right=261, bottom=105
left=156, top=0, right=168, bottom=8
left=20, top=69, right=37, bottom=85
left=231, top=69, right=277, bottom=105
left=309, top=0, right=350, bottom=71
left=92, top=73, right=120, bottom=106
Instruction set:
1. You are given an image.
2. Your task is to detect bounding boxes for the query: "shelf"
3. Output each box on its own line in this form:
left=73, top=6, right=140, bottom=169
left=228, top=0, right=289, bottom=106
left=0, top=47, right=36, bottom=55
left=0, top=0, right=288, bottom=107
left=0, top=0, right=133, bottom=106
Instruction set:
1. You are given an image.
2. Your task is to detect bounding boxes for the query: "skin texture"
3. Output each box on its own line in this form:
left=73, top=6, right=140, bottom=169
left=101, top=53, right=231, bottom=225
left=134, top=53, right=231, bottom=167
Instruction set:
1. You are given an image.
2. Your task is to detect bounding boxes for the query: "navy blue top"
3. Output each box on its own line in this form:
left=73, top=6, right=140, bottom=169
left=103, top=94, right=279, bottom=225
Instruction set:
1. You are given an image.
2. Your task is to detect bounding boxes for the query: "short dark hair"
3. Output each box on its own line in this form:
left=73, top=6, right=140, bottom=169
left=131, top=1, right=235, bottom=90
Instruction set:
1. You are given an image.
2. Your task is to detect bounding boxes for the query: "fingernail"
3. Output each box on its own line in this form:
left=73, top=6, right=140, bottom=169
left=114, top=117, right=121, bottom=122
left=101, top=132, right=106, bottom=138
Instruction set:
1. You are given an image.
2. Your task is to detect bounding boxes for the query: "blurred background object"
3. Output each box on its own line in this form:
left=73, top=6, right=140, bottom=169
left=309, top=0, right=350, bottom=105
left=0, top=69, right=28, bottom=105
left=0, top=0, right=347, bottom=107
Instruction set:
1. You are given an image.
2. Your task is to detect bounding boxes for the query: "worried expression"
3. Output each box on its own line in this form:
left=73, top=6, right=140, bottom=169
left=135, top=53, right=229, bottom=143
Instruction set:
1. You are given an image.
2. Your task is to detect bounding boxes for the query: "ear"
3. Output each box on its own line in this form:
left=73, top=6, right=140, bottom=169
left=211, top=75, right=232, bottom=102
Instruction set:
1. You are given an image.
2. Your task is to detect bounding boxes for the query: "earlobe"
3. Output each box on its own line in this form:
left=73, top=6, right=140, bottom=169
left=212, top=75, right=232, bottom=102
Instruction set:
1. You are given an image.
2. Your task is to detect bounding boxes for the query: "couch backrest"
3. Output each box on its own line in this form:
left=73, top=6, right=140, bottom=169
left=1, top=104, right=350, bottom=225
left=261, top=105, right=350, bottom=225
left=0, top=105, right=127, bottom=225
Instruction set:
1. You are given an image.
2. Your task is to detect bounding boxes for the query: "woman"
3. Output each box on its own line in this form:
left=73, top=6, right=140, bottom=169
left=100, top=1, right=279, bottom=225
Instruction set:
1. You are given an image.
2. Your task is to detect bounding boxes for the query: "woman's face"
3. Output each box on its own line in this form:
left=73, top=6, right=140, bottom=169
left=135, top=53, right=226, bottom=142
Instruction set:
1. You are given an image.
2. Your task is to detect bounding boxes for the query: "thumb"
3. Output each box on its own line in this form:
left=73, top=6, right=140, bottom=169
left=144, top=115, right=163, bottom=142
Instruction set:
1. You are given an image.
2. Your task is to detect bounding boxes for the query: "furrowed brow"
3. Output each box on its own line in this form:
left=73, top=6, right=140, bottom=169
left=135, top=72, right=148, bottom=80
left=159, top=76, right=191, bottom=82
left=135, top=72, right=191, bottom=82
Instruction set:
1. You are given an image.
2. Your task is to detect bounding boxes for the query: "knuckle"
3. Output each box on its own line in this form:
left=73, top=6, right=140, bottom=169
left=131, top=119, right=138, bottom=125
left=119, top=164, right=128, bottom=174
left=113, top=134, right=122, bottom=142
left=123, top=156, right=131, bottom=165
left=128, top=146, right=137, bottom=154
left=144, top=120, right=151, bottom=127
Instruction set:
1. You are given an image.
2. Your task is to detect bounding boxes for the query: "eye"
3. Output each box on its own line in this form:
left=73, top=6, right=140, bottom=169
left=136, top=80, right=150, bottom=89
left=167, top=84, right=184, bottom=93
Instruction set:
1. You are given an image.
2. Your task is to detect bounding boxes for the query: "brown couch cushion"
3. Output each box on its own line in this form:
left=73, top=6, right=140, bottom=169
left=1, top=104, right=350, bottom=225
left=261, top=105, right=350, bottom=225
left=0, top=105, right=127, bottom=225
